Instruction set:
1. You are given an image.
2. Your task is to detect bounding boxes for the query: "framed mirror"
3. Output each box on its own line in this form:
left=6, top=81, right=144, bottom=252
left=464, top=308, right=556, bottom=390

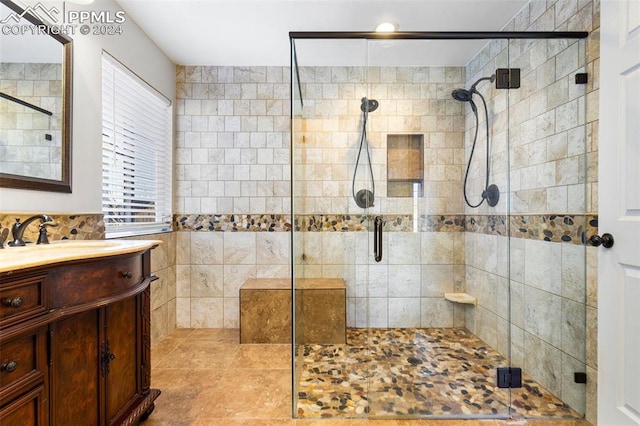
left=0, top=0, right=72, bottom=192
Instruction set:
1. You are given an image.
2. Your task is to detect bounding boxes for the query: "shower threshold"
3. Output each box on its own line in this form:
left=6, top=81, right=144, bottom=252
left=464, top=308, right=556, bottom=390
left=295, top=328, right=583, bottom=420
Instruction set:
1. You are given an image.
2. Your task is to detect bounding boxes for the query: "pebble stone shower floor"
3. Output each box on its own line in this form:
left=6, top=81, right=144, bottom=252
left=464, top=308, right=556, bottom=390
left=296, top=328, right=583, bottom=420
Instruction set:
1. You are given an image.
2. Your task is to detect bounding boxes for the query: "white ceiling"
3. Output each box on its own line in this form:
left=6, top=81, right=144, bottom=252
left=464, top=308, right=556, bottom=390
left=116, top=0, right=529, bottom=66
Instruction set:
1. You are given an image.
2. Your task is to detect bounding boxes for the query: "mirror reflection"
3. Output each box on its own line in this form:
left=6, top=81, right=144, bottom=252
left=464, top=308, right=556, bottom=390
left=0, top=0, right=72, bottom=192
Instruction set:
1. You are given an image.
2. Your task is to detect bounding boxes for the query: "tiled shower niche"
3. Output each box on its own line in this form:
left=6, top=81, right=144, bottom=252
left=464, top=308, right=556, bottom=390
left=387, top=134, right=424, bottom=197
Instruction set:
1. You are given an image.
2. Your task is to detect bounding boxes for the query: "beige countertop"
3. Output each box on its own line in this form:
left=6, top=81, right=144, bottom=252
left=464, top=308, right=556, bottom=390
left=0, top=240, right=161, bottom=273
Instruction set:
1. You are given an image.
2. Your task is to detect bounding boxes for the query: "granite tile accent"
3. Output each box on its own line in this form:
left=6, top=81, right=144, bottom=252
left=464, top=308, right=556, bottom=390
left=173, top=212, right=596, bottom=248
left=510, top=214, right=588, bottom=243
left=0, top=213, right=105, bottom=241
left=11, top=210, right=592, bottom=249
left=295, top=215, right=367, bottom=232
left=465, top=215, right=508, bottom=236
left=175, top=214, right=290, bottom=232
left=294, top=214, right=466, bottom=233
left=418, top=215, right=466, bottom=232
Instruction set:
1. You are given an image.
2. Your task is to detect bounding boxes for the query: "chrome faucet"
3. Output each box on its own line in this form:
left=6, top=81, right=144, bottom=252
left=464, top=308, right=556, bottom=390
left=9, top=215, right=56, bottom=246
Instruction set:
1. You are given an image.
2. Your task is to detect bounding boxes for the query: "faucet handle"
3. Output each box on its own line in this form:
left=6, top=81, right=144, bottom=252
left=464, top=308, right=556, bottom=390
left=9, top=219, right=24, bottom=246
left=37, top=221, right=58, bottom=245
left=0, top=228, right=8, bottom=249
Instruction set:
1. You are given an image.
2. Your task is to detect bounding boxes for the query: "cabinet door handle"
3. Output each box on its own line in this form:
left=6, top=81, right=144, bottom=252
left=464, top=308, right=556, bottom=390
left=1, top=361, right=18, bottom=372
left=101, top=341, right=116, bottom=376
left=2, top=296, right=23, bottom=308
left=120, top=271, right=133, bottom=278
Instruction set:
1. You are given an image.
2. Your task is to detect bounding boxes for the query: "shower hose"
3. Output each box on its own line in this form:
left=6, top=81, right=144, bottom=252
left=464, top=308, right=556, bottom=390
left=463, top=91, right=491, bottom=208
left=351, top=108, right=375, bottom=208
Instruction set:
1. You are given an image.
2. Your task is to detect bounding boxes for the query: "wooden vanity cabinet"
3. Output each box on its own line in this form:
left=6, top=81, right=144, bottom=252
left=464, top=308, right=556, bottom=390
left=0, top=247, right=159, bottom=426
left=0, top=327, right=48, bottom=426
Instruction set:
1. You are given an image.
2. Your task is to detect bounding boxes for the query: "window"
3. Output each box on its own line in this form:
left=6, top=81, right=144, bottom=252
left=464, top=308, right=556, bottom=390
left=102, top=52, right=172, bottom=238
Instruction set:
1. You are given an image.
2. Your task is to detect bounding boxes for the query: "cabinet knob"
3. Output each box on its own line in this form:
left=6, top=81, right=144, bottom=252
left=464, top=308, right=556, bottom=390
left=2, top=296, right=23, bottom=308
left=120, top=271, right=133, bottom=279
left=1, top=361, right=18, bottom=373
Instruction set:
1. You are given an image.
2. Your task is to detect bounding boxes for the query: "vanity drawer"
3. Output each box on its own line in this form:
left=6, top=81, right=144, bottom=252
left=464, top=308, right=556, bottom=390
left=0, top=330, right=46, bottom=405
left=49, top=254, right=144, bottom=308
left=0, top=384, right=47, bottom=426
left=0, top=275, right=48, bottom=328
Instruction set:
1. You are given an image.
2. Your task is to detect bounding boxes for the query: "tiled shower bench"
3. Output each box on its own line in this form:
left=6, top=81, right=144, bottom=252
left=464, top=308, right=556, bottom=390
left=239, top=278, right=346, bottom=344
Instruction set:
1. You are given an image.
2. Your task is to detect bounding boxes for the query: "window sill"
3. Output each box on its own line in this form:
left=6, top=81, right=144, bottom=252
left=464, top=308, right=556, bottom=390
left=105, top=223, right=173, bottom=239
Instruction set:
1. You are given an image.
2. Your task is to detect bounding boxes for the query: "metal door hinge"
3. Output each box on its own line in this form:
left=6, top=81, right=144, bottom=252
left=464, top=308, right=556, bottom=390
left=495, top=68, right=521, bottom=89
left=575, top=73, right=588, bottom=84
left=497, top=367, right=522, bottom=388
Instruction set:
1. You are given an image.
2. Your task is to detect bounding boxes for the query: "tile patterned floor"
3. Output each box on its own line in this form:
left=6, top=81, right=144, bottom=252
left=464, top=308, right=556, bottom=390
left=146, top=328, right=591, bottom=426
left=296, top=328, right=582, bottom=419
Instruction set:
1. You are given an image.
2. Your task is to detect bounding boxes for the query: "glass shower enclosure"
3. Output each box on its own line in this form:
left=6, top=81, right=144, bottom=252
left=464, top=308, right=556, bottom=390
left=290, top=32, right=589, bottom=421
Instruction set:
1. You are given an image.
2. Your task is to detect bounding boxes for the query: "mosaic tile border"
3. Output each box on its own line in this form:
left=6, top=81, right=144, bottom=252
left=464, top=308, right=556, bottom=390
left=174, top=214, right=466, bottom=233
left=0, top=211, right=596, bottom=246
left=293, top=214, right=466, bottom=233
left=465, top=215, right=508, bottom=236
left=174, top=214, right=291, bottom=232
left=510, top=214, right=598, bottom=245
left=468, top=214, right=598, bottom=245
left=419, top=215, right=466, bottom=233
left=174, top=212, right=597, bottom=245
left=0, top=213, right=105, bottom=242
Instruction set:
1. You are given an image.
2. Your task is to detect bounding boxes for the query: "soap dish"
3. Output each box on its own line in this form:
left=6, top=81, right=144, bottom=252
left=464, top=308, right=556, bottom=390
left=444, top=292, right=477, bottom=305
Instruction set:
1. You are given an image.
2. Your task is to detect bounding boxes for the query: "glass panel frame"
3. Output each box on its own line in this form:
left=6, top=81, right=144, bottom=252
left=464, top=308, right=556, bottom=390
left=290, top=32, right=588, bottom=422
left=506, top=36, right=589, bottom=420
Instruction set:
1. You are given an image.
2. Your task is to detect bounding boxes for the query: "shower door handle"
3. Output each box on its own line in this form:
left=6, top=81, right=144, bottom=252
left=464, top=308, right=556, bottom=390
left=374, top=216, right=383, bottom=262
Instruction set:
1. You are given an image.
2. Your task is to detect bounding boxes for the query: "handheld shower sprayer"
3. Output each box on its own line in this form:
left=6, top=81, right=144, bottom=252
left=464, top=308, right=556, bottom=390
left=452, top=74, right=500, bottom=208
left=360, top=97, right=379, bottom=113
left=352, top=97, right=379, bottom=209
left=451, top=74, right=496, bottom=112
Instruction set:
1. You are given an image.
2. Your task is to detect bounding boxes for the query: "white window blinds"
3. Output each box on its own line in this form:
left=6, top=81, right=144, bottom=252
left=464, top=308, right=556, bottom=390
left=102, top=52, right=173, bottom=238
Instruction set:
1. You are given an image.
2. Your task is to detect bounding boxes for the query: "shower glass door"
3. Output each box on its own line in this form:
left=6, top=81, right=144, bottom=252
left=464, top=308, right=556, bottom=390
left=291, top=33, right=589, bottom=421
left=359, top=38, right=513, bottom=419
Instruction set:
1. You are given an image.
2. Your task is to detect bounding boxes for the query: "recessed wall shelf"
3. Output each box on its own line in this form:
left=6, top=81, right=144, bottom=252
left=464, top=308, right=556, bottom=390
left=387, top=134, right=424, bottom=197
left=444, top=292, right=477, bottom=305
